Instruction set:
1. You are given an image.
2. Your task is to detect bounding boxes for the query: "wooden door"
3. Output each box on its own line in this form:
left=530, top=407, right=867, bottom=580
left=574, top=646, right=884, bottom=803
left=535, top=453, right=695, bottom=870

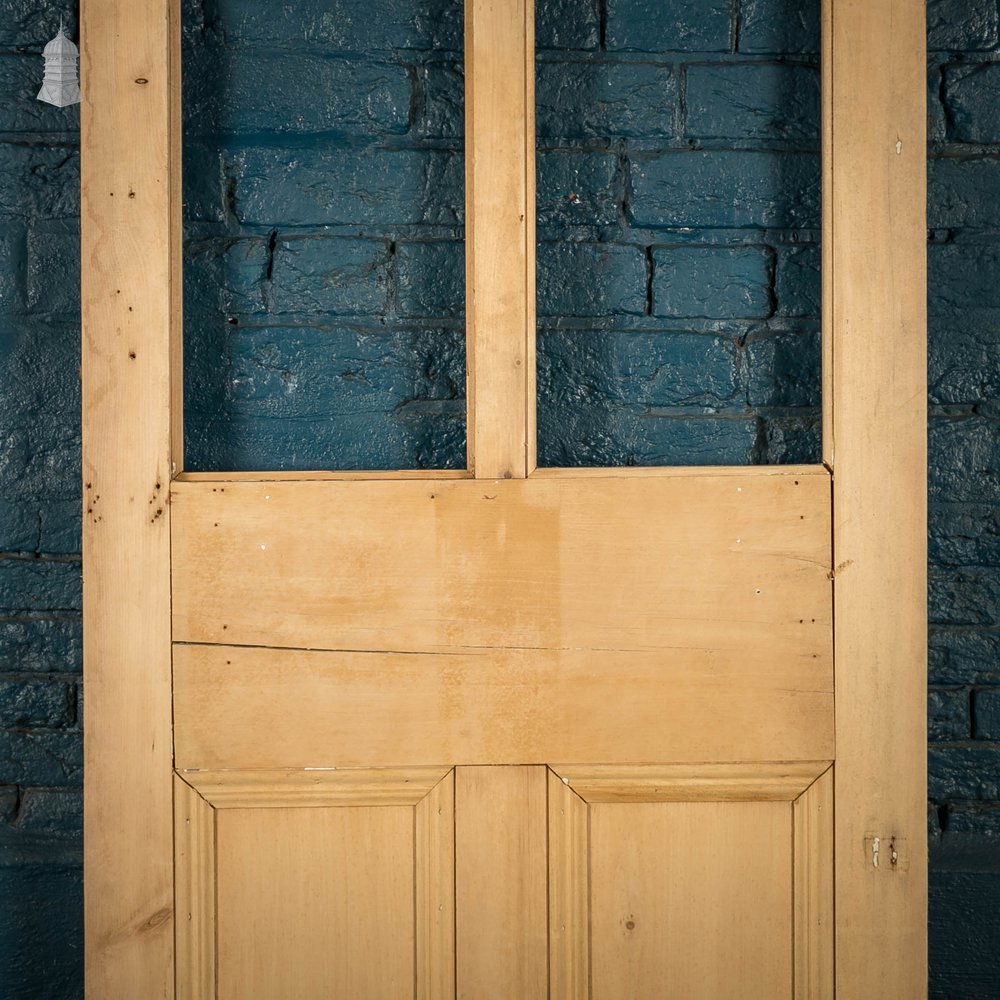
left=80, top=0, right=927, bottom=997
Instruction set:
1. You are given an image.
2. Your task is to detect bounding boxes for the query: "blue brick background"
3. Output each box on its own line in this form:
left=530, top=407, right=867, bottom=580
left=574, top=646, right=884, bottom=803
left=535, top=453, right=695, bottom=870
left=0, top=0, right=998, bottom=996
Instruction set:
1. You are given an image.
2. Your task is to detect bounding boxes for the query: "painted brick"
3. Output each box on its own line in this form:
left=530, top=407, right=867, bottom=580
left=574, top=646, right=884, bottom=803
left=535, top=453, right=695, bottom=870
left=974, top=690, right=1000, bottom=740
left=929, top=569, right=1000, bottom=627
left=929, top=157, right=1000, bottom=229
left=0, top=865, right=82, bottom=1000
left=0, top=423, right=79, bottom=499
left=185, top=54, right=411, bottom=137
left=0, top=1, right=76, bottom=48
left=185, top=238, right=268, bottom=316
left=537, top=405, right=759, bottom=467
left=269, top=238, right=391, bottom=316
left=0, top=784, right=15, bottom=824
left=629, top=151, right=820, bottom=229
left=930, top=630, right=1000, bottom=687
left=685, top=63, right=819, bottom=142
left=738, top=0, right=820, bottom=54
left=26, top=221, right=79, bottom=316
left=536, top=0, right=601, bottom=50
left=930, top=505, right=1000, bottom=568
left=209, top=0, right=463, bottom=52
left=929, top=418, right=1000, bottom=504
left=605, top=0, right=732, bottom=52
left=0, top=730, right=81, bottom=787
left=774, top=244, right=820, bottom=318
left=186, top=406, right=465, bottom=473
left=0, top=677, right=73, bottom=728
left=928, top=0, right=1000, bottom=52
left=183, top=140, right=227, bottom=224
left=537, top=242, right=647, bottom=317
left=0, top=501, right=78, bottom=559
left=0, top=145, right=78, bottom=220
left=651, top=245, right=772, bottom=319
left=745, top=332, right=822, bottom=408
left=0, top=321, right=80, bottom=421
left=538, top=330, right=742, bottom=409
left=536, top=61, right=677, bottom=140
left=944, top=805, right=1000, bottom=836
left=0, top=222, right=25, bottom=316
left=930, top=867, right=1000, bottom=1000
left=414, top=60, right=464, bottom=139
left=0, top=54, right=79, bottom=134
left=537, top=152, right=620, bottom=229
left=930, top=747, right=1000, bottom=801
left=944, top=63, right=1000, bottom=144
left=0, top=619, right=81, bottom=675
left=760, top=417, right=821, bottom=464
left=14, top=788, right=82, bottom=835
left=0, top=560, right=80, bottom=615
left=929, top=688, right=972, bottom=741
left=396, top=241, right=464, bottom=318
left=930, top=322, right=1000, bottom=405
left=230, top=146, right=463, bottom=227
left=929, top=67, right=948, bottom=144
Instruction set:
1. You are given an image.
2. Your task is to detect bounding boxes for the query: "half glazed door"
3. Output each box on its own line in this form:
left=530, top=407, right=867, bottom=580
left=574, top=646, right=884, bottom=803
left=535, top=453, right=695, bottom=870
left=81, top=0, right=927, bottom=998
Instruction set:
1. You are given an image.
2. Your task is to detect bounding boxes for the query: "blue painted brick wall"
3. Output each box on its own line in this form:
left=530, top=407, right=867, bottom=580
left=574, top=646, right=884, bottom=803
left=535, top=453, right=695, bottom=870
left=1, top=0, right=1000, bottom=997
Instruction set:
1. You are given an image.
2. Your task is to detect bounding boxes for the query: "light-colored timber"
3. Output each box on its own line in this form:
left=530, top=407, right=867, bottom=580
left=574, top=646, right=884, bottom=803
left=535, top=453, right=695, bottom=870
left=170, top=474, right=832, bottom=655
left=589, top=800, right=793, bottom=999
left=180, top=766, right=452, bottom=808
left=465, top=0, right=535, bottom=479
left=173, top=644, right=833, bottom=769
left=456, top=767, right=548, bottom=1000
left=795, top=767, right=835, bottom=1000
left=175, top=468, right=471, bottom=483
left=174, top=777, right=214, bottom=1000
left=553, top=762, right=832, bottom=803
left=416, top=772, right=457, bottom=1000
left=827, top=0, right=928, bottom=995
left=80, top=0, right=178, bottom=994
left=548, top=770, right=590, bottom=1000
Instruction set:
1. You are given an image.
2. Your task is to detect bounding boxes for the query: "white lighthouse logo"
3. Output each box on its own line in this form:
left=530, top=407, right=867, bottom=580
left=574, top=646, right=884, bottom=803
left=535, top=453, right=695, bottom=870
left=37, top=19, right=81, bottom=108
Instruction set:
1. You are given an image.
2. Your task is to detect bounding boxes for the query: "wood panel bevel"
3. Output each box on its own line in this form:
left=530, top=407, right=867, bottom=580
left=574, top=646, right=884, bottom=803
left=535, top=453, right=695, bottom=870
left=171, top=473, right=832, bottom=657
left=180, top=766, right=452, bottom=808
left=552, top=762, right=833, bottom=803
left=173, top=644, right=834, bottom=769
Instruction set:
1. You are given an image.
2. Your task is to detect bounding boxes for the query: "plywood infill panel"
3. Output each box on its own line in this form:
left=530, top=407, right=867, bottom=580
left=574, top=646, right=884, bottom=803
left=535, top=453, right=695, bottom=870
left=173, top=644, right=834, bottom=769
left=80, top=0, right=179, bottom=994
left=826, top=0, right=928, bottom=994
left=171, top=470, right=832, bottom=656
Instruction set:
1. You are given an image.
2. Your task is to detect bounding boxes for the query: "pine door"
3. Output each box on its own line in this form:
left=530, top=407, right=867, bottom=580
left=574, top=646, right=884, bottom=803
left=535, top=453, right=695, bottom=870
left=80, top=0, right=928, bottom=997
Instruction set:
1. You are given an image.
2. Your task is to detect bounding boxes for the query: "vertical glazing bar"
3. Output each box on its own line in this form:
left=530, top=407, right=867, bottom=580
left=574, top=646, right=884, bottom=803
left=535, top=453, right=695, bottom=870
left=465, top=0, right=536, bottom=480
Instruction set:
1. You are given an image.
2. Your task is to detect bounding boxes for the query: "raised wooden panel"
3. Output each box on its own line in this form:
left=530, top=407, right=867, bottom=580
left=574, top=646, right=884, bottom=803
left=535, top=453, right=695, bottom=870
left=173, top=644, right=834, bottom=769
left=456, top=767, right=547, bottom=1000
left=217, top=804, right=414, bottom=999
left=170, top=471, right=832, bottom=656
left=546, top=765, right=834, bottom=999
left=591, top=800, right=793, bottom=1000
left=173, top=769, right=456, bottom=999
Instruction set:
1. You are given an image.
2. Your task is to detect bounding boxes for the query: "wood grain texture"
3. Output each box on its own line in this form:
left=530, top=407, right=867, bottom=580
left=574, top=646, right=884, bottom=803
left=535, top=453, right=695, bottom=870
left=173, top=644, right=834, bottom=768
left=554, top=762, right=832, bottom=803
left=548, top=770, right=590, bottom=1000
left=828, top=0, right=928, bottom=995
left=80, top=0, right=177, bottom=994
left=171, top=473, right=832, bottom=656
left=456, top=767, right=547, bottom=1000
left=216, top=805, right=415, bottom=999
left=181, top=766, right=452, bottom=808
left=465, top=0, right=535, bottom=478
left=589, top=801, right=793, bottom=1000
left=416, top=772, right=457, bottom=1000
left=174, top=777, right=215, bottom=1000
left=794, top=767, right=834, bottom=1000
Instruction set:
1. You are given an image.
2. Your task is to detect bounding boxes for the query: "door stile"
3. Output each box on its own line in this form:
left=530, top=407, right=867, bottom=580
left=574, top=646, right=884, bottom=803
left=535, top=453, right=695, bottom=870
left=80, top=0, right=180, bottom=995
left=826, top=0, right=928, bottom=996
left=465, top=0, right=536, bottom=480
